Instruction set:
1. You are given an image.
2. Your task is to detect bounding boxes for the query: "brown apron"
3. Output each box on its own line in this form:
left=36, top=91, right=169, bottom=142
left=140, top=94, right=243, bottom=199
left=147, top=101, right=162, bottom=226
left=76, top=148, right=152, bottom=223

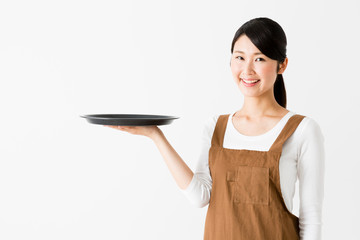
left=203, top=113, right=305, bottom=240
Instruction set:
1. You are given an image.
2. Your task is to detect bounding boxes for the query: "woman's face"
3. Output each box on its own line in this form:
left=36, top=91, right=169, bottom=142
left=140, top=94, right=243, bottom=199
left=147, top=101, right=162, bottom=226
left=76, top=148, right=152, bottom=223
left=230, top=34, right=286, bottom=98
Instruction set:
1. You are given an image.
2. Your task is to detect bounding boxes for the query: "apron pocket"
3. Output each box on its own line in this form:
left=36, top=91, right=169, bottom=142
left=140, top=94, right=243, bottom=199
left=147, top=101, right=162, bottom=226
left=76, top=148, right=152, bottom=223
left=234, top=166, right=269, bottom=205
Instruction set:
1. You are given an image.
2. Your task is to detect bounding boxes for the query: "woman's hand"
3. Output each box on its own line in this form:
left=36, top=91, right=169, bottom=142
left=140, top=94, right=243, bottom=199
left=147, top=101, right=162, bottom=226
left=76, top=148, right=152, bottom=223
left=103, top=125, right=161, bottom=139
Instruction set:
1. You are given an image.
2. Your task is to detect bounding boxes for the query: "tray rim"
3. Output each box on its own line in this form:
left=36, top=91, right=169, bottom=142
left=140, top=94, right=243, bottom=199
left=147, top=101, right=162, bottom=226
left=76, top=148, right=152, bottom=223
left=80, top=114, right=180, bottom=120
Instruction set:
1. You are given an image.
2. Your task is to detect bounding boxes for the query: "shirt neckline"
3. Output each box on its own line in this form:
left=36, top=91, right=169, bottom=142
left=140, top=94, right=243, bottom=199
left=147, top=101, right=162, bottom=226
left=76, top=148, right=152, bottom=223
left=228, top=110, right=294, bottom=141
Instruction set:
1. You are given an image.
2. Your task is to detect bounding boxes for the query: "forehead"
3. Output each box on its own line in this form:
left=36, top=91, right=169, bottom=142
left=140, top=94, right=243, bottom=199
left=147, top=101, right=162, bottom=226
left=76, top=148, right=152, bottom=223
left=233, top=34, right=262, bottom=54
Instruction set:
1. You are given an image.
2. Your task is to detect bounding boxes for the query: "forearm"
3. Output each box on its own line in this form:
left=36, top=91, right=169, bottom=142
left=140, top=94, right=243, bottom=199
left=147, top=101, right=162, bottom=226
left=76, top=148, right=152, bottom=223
left=150, top=129, right=194, bottom=190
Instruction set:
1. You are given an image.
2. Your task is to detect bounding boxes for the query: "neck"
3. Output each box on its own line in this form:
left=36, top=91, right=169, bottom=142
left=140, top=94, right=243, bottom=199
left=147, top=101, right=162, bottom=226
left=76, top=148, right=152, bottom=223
left=238, top=91, right=285, bottom=118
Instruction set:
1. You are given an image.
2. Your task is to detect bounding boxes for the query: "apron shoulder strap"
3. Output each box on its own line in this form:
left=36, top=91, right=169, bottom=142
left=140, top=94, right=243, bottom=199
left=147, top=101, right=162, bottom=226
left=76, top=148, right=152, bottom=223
left=269, top=114, right=306, bottom=152
left=211, top=114, right=230, bottom=148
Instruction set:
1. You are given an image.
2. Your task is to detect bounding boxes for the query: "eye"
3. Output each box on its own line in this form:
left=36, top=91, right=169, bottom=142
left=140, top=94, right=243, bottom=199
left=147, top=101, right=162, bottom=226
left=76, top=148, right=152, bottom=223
left=235, top=56, right=265, bottom=61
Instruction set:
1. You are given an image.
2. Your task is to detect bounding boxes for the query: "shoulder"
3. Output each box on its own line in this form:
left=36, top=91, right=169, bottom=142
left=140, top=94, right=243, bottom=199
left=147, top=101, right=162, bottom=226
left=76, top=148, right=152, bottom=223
left=292, top=114, right=325, bottom=159
left=292, top=114, right=326, bottom=173
left=201, top=113, right=229, bottom=143
left=296, top=114, right=325, bottom=143
left=203, top=112, right=231, bottom=130
left=203, top=113, right=226, bottom=127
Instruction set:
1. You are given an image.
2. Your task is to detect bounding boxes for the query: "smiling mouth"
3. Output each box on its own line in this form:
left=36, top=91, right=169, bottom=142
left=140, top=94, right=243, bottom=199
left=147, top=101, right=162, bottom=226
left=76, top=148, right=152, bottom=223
left=241, top=78, right=260, bottom=84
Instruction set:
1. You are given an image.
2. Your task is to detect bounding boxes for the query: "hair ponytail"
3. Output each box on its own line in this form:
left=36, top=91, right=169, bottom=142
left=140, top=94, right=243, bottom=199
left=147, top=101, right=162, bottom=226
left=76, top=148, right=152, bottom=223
left=274, top=74, right=287, bottom=108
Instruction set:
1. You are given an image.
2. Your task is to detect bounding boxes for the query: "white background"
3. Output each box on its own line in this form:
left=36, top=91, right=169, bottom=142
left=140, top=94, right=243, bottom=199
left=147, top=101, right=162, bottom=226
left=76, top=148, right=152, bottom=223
left=1, top=0, right=359, bottom=239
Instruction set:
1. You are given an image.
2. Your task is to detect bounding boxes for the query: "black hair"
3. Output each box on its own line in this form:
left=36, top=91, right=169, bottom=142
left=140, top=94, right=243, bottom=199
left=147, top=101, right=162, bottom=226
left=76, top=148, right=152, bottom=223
left=230, top=17, right=288, bottom=108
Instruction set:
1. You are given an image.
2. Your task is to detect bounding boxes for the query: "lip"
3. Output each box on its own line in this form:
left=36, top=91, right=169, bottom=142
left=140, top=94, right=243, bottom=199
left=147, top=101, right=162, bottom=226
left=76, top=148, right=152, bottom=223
left=240, top=78, right=260, bottom=87
left=241, top=78, right=259, bottom=81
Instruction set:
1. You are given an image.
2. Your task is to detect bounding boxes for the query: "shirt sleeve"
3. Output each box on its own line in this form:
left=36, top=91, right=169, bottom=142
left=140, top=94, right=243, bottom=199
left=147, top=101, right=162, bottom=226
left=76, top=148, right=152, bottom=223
left=180, top=115, right=218, bottom=208
left=297, top=117, right=325, bottom=240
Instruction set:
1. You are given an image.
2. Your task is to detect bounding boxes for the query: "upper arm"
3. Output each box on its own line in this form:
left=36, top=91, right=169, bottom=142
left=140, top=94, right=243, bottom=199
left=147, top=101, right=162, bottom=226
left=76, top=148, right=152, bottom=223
left=297, top=117, right=325, bottom=217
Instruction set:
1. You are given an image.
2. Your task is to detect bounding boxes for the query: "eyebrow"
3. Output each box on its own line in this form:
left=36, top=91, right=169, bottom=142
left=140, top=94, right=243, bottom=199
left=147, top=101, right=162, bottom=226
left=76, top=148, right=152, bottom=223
left=234, top=50, right=263, bottom=55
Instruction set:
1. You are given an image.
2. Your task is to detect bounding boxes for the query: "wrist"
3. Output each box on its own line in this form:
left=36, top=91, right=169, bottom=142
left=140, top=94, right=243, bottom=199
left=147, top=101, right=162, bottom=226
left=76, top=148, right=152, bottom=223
left=149, top=127, right=163, bottom=141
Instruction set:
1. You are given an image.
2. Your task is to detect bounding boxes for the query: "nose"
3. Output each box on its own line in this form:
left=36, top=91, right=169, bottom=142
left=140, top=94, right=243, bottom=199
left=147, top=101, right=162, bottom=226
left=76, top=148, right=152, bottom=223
left=243, top=61, right=255, bottom=75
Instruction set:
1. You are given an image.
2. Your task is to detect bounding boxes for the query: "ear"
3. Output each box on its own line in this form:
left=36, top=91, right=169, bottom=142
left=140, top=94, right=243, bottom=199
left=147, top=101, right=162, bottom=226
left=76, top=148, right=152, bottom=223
left=278, top=57, right=288, bottom=74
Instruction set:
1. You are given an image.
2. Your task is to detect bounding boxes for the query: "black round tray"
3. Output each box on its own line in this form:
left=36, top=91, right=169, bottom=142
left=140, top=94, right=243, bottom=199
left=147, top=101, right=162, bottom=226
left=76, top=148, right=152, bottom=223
left=80, top=114, right=179, bottom=126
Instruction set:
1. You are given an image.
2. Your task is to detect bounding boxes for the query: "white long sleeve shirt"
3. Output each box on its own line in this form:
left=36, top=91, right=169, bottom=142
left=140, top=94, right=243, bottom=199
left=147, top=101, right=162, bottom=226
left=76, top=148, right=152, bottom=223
left=181, top=110, right=325, bottom=240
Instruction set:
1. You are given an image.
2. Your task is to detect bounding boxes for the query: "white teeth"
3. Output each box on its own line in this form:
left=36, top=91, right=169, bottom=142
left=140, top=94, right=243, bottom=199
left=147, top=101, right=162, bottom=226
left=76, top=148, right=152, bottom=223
left=242, top=79, right=260, bottom=83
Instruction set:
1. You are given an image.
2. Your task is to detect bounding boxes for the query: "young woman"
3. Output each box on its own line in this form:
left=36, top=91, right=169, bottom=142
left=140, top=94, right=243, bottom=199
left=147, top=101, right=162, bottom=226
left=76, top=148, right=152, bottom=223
left=105, top=17, right=325, bottom=240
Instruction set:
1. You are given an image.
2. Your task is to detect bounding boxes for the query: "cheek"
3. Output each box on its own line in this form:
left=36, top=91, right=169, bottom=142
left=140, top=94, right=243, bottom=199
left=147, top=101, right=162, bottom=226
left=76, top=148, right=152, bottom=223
left=259, top=64, right=277, bottom=77
left=231, top=62, right=241, bottom=76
